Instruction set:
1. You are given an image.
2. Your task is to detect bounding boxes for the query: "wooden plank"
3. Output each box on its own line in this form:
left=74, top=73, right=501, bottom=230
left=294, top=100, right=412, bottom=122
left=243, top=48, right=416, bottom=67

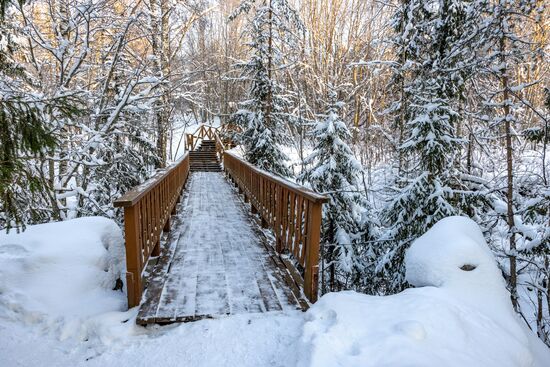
left=137, top=198, right=189, bottom=322
left=195, top=272, right=230, bottom=316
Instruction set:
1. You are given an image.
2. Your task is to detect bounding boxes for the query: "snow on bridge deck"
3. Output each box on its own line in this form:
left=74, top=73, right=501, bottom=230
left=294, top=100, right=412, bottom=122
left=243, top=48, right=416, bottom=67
left=137, top=172, right=305, bottom=324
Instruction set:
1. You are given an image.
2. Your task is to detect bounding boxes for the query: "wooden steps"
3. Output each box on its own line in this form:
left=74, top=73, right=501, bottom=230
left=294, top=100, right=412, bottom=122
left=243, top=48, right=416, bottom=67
left=189, top=140, right=221, bottom=172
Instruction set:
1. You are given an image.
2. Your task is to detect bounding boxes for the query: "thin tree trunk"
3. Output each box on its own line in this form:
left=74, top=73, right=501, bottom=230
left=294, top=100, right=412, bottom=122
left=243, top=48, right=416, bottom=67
left=500, top=30, right=518, bottom=311
left=265, top=0, right=273, bottom=128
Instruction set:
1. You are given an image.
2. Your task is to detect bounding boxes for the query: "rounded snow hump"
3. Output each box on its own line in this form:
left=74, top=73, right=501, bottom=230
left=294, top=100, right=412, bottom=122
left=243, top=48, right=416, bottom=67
left=405, top=216, right=507, bottom=298
left=403, top=216, right=523, bottom=330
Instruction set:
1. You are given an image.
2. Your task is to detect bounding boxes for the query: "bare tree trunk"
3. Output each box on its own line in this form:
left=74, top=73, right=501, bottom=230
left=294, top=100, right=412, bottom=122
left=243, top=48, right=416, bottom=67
left=265, top=0, right=273, bottom=128
left=46, top=156, right=61, bottom=221
left=500, top=31, right=518, bottom=311
left=467, top=131, right=473, bottom=174
left=151, top=0, right=171, bottom=168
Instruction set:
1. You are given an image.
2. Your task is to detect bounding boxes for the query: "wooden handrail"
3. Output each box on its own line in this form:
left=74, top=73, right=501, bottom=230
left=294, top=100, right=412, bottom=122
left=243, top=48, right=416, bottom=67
left=184, top=123, right=236, bottom=156
left=113, top=154, right=190, bottom=308
left=225, top=152, right=327, bottom=203
left=185, top=124, right=219, bottom=151
left=223, top=152, right=328, bottom=303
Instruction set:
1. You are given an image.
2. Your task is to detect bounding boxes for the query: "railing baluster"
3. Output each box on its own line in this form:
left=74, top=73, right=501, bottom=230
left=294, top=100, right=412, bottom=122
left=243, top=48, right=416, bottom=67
left=281, top=189, right=289, bottom=251
left=294, top=196, right=304, bottom=259
left=288, top=192, right=296, bottom=256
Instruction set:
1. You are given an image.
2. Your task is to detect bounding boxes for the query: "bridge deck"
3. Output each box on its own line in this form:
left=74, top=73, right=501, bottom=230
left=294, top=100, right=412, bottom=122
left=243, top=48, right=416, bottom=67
left=137, top=172, right=306, bottom=324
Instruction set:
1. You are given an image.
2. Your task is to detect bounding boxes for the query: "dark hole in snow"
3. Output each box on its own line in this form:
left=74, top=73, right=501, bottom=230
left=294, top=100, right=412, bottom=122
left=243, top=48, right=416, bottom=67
left=460, top=264, right=476, bottom=271
left=113, top=278, right=124, bottom=291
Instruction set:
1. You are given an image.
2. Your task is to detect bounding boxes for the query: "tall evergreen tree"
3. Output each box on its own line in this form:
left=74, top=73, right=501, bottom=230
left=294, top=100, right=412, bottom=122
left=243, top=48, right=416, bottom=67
left=472, top=0, right=544, bottom=310
left=376, top=0, right=480, bottom=292
left=300, top=89, right=371, bottom=292
left=229, top=0, right=302, bottom=177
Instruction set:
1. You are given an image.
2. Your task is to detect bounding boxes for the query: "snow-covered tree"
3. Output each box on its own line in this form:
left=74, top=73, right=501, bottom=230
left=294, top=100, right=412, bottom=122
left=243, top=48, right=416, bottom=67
left=229, top=0, right=303, bottom=177
left=300, top=89, right=371, bottom=292
left=0, top=2, right=82, bottom=230
left=375, top=0, right=482, bottom=292
left=461, top=0, right=545, bottom=313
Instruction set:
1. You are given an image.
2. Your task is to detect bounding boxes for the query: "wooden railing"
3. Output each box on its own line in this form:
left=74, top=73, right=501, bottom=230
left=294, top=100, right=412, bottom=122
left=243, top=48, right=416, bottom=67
left=185, top=124, right=219, bottom=151
left=185, top=124, right=236, bottom=155
left=223, top=152, right=328, bottom=303
left=113, top=154, right=190, bottom=308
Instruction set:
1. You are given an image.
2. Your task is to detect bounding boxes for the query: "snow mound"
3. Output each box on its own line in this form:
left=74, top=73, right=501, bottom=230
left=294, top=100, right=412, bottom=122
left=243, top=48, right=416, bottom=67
left=405, top=216, right=512, bottom=316
left=299, top=216, right=550, bottom=367
left=0, top=217, right=128, bottom=341
left=405, top=216, right=495, bottom=289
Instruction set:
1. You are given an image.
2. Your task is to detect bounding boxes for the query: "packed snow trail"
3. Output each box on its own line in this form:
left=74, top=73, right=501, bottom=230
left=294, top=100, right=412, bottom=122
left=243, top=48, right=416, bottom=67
left=138, top=171, right=301, bottom=323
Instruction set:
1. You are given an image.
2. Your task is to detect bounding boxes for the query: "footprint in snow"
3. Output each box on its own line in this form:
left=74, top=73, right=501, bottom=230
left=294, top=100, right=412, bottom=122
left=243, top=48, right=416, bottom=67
left=393, top=320, right=426, bottom=341
left=0, top=244, right=29, bottom=260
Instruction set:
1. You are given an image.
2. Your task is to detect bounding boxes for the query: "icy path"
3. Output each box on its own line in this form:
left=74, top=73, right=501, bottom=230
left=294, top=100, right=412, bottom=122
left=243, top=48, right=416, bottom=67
left=138, top=172, right=300, bottom=323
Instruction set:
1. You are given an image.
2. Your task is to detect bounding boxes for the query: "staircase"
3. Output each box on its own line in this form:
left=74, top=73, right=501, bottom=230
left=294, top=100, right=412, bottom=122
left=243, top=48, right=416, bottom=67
left=189, top=140, right=222, bottom=172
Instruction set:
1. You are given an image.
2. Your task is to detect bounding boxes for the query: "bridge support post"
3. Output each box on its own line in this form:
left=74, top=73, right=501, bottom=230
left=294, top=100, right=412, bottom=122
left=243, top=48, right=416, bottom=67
left=151, top=242, right=160, bottom=256
left=123, top=205, right=143, bottom=308
left=304, top=201, right=322, bottom=303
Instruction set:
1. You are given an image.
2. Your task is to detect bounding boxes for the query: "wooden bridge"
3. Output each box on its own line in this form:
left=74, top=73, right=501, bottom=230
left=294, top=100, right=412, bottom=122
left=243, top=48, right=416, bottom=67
left=114, top=125, right=328, bottom=324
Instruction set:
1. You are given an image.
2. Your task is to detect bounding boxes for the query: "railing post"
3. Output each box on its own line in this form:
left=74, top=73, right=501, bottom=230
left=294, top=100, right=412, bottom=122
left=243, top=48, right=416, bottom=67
left=304, top=201, right=322, bottom=303
left=123, top=204, right=143, bottom=308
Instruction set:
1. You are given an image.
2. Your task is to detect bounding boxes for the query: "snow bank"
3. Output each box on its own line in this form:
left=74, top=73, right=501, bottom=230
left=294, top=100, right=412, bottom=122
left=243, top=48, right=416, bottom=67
left=299, top=216, right=550, bottom=367
left=2, top=215, right=549, bottom=366
left=0, top=217, right=128, bottom=341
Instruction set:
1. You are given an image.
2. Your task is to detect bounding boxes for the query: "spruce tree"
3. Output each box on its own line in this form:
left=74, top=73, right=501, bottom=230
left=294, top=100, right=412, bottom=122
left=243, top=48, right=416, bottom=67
left=300, top=89, right=370, bottom=292
left=377, top=0, right=480, bottom=292
left=229, top=0, right=302, bottom=177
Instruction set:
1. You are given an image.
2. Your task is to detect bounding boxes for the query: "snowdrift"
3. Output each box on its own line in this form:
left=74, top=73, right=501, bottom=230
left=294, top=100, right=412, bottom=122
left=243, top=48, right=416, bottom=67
left=0, top=217, right=129, bottom=341
left=299, top=216, right=550, bottom=367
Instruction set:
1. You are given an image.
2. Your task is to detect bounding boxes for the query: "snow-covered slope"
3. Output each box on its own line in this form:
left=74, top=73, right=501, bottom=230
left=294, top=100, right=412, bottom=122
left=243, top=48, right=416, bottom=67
left=299, top=217, right=550, bottom=367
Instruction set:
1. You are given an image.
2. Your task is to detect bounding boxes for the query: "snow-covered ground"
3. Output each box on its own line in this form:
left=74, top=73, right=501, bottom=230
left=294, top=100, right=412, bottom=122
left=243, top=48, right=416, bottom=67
left=1, top=216, right=548, bottom=366
left=299, top=217, right=550, bottom=367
